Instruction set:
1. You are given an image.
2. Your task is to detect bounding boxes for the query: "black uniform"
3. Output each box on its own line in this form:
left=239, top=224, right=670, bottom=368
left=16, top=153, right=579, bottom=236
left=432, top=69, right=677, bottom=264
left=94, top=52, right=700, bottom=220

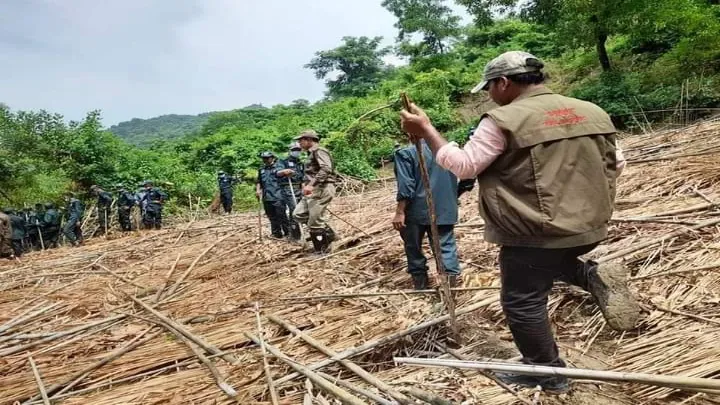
left=96, top=190, right=113, bottom=235
left=217, top=174, right=237, bottom=214
left=117, top=190, right=136, bottom=232
left=9, top=213, right=26, bottom=256
left=141, top=187, right=168, bottom=229
left=63, top=198, right=84, bottom=245
left=24, top=209, right=40, bottom=251
left=257, top=161, right=289, bottom=238
left=276, top=156, right=305, bottom=240
left=42, top=205, right=61, bottom=248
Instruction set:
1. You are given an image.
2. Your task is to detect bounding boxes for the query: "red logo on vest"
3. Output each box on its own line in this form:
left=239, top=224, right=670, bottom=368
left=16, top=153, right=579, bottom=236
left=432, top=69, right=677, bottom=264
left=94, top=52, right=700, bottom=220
left=544, top=108, right=587, bottom=126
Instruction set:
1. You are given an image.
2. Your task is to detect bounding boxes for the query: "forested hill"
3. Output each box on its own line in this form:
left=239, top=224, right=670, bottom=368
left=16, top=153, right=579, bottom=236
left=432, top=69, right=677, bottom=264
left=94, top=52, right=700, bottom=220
left=109, top=113, right=212, bottom=146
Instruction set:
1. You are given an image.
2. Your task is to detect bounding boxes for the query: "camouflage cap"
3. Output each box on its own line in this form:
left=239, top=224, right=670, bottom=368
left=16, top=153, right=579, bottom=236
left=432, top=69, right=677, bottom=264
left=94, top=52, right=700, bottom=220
left=293, top=129, right=320, bottom=141
left=470, top=51, right=544, bottom=93
left=289, top=142, right=302, bottom=151
left=259, top=151, right=275, bottom=159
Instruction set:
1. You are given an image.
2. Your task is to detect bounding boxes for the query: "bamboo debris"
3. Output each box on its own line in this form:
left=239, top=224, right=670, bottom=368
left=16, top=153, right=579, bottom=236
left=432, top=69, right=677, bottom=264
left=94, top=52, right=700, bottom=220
left=316, top=371, right=396, bottom=405
left=255, top=303, right=279, bottom=405
left=394, top=358, right=720, bottom=392
left=1, top=118, right=719, bottom=404
left=245, top=332, right=367, bottom=405
left=268, top=313, right=413, bottom=404
left=275, top=296, right=498, bottom=385
left=128, top=295, right=238, bottom=365
left=28, top=357, right=50, bottom=405
left=280, top=286, right=500, bottom=302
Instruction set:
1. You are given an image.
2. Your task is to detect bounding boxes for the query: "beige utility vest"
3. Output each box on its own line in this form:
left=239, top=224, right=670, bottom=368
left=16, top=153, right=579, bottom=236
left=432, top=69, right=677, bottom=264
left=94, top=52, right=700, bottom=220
left=478, top=87, right=619, bottom=248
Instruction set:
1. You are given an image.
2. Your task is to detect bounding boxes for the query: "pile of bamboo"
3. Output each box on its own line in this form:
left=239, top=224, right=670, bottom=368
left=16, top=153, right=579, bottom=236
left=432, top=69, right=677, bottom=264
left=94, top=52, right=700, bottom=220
left=1, top=120, right=719, bottom=405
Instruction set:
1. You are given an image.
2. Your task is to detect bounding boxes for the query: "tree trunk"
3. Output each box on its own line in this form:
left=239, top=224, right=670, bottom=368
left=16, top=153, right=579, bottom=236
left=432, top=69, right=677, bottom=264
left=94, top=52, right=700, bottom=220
left=596, top=30, right=611, bottom=71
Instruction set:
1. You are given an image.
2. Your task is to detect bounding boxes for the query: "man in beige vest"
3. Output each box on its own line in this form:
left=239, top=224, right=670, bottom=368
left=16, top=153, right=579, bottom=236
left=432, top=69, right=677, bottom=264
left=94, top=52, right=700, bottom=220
left=400, top=51, right=640, bottom=392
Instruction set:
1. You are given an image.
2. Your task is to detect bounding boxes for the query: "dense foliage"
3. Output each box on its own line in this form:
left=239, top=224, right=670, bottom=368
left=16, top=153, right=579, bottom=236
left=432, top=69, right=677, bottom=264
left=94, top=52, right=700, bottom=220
left=2, top=0, right=719, bottom=211
left=109, top=114, right=211, bottom=147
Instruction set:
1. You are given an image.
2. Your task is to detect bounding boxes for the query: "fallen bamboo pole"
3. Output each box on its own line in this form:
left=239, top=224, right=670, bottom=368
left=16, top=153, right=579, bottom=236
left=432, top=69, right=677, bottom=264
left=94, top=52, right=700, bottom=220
left=649, top=305, right=720, bottom=327
left=394, top=358, right=720, bottom=391
left=163, top=232, right=238, bottom=299
left=94, top=263, right=147, bottom=290
left=326, top=208, right=372, bottom=238
left=0, top=302, right=59, bottom=335
left=279, top=286, right=500, bottom=302
left=316, top=371, right=395, bottom=405
left=153, top=252, right=182, bottom=303
left=129, top=295, right=238, bottom=364
left=246, top=332, right=367, bottom=405
left=598, top=217, right=720, bottom=263
left=268, top=314, right=413, bottom=404
left=28, top=356, right=50, bottom=405
left=400, top=387, right=453, bottom=405
left=255, top=303, right=279, bottom=405
left=275, top=296, right=497, bottom=385
left=304, top=234, right=396, bottom=264
left=0, top=314, right=125, bottom=357
left=151, top=317, right=238, bottom=399
left=24, top=328, right=163, bottom=403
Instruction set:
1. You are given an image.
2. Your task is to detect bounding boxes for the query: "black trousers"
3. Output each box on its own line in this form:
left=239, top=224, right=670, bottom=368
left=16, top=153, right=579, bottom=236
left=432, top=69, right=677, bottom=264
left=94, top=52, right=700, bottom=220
left=499, top=243, right=598, bottom=366
left=143, top=203, right=163, bottom=229
left=118, top=207, right=132, bottom=231
left=220, top=190, right=233, bottom=213
left=63, top=216, right=82, bottom=243
left=281, top=187, right=302, bottom=240
left=263, top=200, right=289, bottom=237
left=11, top=239, right=23, bottom=257
left=97, top=206, right=111, bottom=234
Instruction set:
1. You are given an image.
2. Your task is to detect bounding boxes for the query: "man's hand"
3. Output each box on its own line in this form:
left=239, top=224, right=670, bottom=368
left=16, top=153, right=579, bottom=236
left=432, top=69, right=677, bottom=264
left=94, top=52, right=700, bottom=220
left=278, top=169, right=295, bottom=177
left=255, top=191, right=262, bottom=200
left=302, top=184, right=314, bottom=196
left=400, top=103, right=432, bottom=139
left=392, top=212, right=406, bottom=231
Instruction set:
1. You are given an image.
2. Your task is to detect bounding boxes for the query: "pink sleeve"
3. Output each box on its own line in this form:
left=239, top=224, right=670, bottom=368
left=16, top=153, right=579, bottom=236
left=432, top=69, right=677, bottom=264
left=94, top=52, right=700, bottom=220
left=436, top=118, right=507, bottom=179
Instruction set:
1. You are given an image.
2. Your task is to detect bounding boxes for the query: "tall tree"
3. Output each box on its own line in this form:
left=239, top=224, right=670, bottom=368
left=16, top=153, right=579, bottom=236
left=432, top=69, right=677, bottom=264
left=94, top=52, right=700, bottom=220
left=456, top=0, right=655, bottom=71
left=382, top=0, right=462, bottom=58
left=305, top=36, right=391, bottom=99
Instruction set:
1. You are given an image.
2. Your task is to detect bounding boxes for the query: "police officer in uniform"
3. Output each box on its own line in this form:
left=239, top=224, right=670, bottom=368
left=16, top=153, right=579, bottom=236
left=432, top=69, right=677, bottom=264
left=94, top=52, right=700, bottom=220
left=42, top=202, right=61, bottom=248
left=91, top=185, right=113, bottom=235
left=256, top=151, right=289, bottom=239
left=140, top=181, right=168, bottom=229
left=217, top=171, right=238, bottom=214
left=276, top=143, right=305, bottom=240
left=63, top=194, right=84, bottom=246
left=116, top=184, right=136, bottom=232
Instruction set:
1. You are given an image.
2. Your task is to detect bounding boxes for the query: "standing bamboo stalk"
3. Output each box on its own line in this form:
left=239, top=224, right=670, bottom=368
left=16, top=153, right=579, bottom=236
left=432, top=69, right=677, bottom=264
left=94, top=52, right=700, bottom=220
left=255, top=303, right=279, bottom=405
left=258, top=198, right=263, bottom=241
left=401, top=92, right=459, bottom=342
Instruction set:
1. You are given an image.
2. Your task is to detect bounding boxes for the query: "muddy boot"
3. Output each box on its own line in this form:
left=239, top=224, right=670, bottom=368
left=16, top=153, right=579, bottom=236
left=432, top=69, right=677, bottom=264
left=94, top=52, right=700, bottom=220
left=320, top=227, right=335, bottom=253
left=411, top=273, right=429, bottom=290
left=586, top=260, right=640, bottom=331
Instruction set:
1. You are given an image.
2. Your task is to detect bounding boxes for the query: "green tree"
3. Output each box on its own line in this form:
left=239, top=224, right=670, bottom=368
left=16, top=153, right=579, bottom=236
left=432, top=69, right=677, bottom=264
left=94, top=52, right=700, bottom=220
left=305, top=36, right=392, bottom=99
left=382, top=0, right=461, bottom=58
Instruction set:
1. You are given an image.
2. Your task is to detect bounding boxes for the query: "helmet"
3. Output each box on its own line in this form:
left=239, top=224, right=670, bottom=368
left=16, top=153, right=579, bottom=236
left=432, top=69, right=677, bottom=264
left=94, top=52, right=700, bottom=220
left=90, top=184, right=99, bottom=191
left=2, top=208, right=13, bottom=215
left=289, top=142, right=302, bottom=151
left=143, top=180, right=153, bottom=187
left=259, top=151, right=275, bottom=159
left=218, top=170, right=226, bottom=176
left=44, top=202, right=55, bottom=209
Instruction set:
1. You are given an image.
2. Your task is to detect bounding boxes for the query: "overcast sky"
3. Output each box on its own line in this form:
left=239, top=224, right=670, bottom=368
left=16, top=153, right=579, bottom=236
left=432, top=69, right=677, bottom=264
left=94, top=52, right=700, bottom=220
left=1, top=0, right=467, bottom=126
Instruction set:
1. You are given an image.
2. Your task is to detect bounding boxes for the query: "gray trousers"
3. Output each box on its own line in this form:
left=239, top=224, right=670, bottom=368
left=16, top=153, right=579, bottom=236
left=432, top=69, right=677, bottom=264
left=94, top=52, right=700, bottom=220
left=293, top=183, right=335, bottom=232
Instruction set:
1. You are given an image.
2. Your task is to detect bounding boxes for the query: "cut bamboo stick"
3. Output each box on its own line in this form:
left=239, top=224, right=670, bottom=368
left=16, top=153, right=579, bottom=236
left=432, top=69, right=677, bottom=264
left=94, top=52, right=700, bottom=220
left=28, top=357, right=50, bottom=405
left=268, top=313, right=413, bottom=404
left=94, top=263, right=147, bottom=290
left=255, top=303, right=279, bottom=405
left=394, top=358, right=720, bottom=391
left=129, top=295, right=238, bottom=364
left=274, top=296, right=497, bottom=385
left=0, top=302, right=59, bottom=335
left=245, top=332, right=367, bottom=405
left=631, top=261, right=720, bottom=280
left=154, top=252, right=181, bottom=303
